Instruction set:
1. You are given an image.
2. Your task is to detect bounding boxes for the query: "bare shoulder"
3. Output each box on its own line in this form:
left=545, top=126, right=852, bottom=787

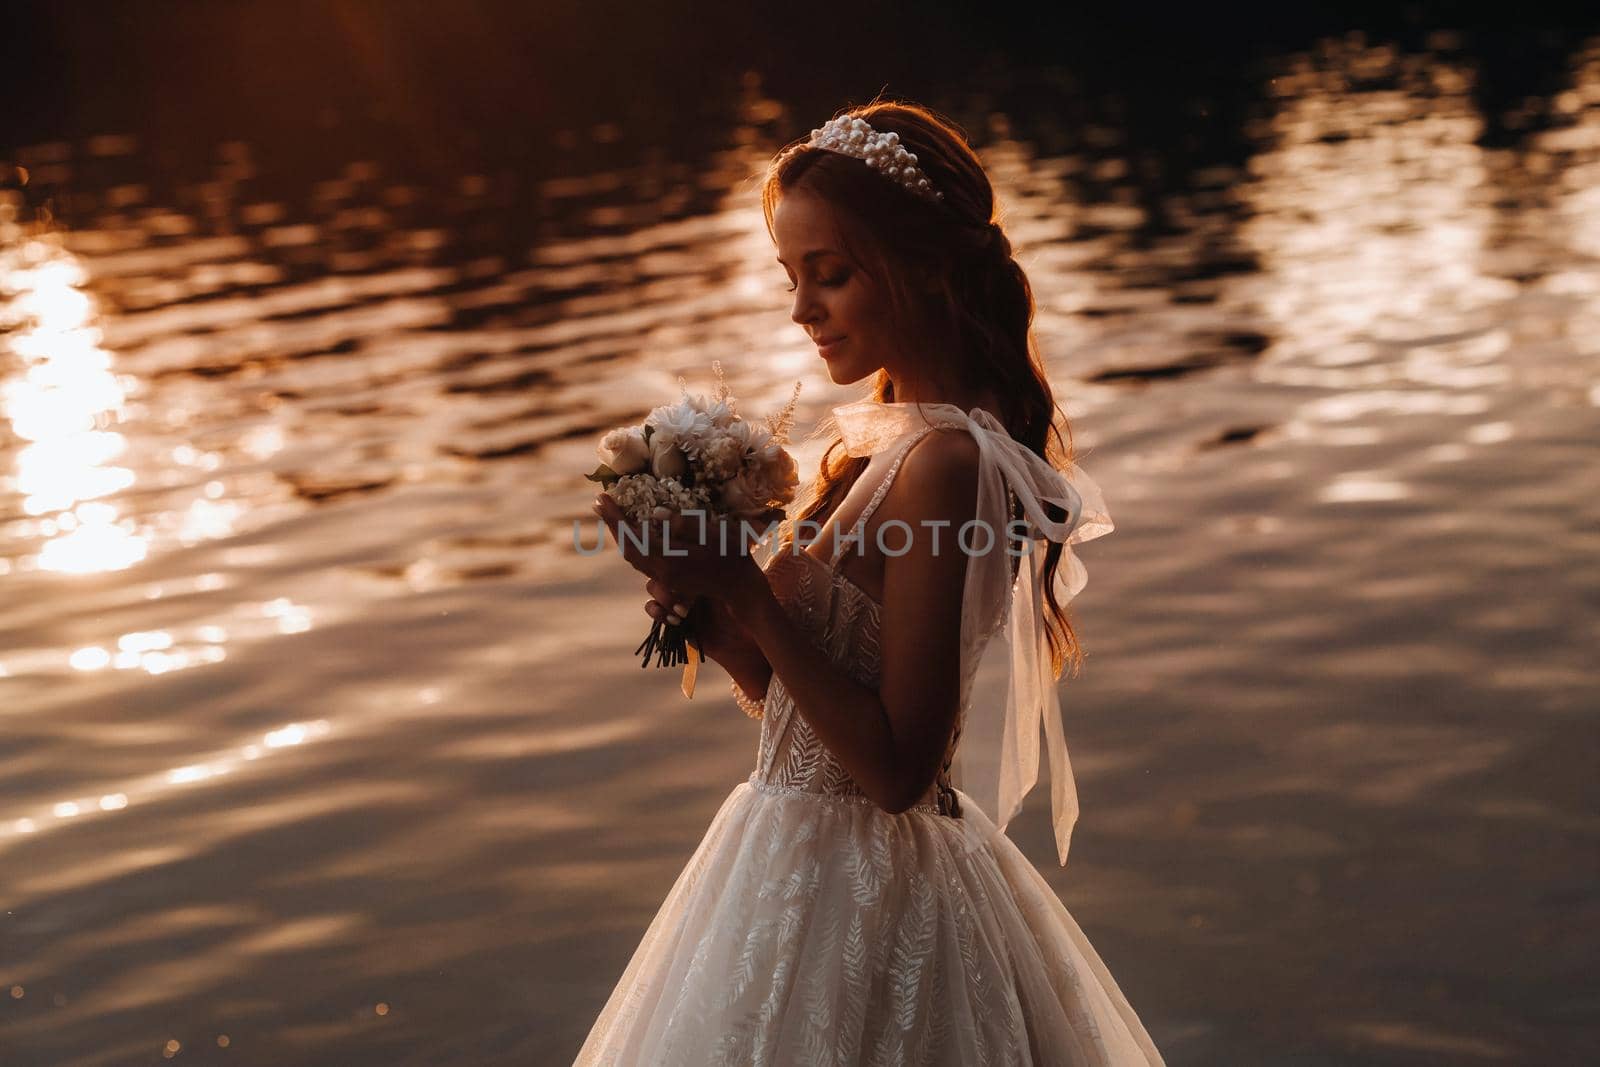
left=881, top=427, right=981, bottom=526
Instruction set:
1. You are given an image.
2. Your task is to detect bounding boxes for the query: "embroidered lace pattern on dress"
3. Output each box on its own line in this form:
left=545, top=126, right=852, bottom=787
left=750, top=427, right=965, bottom=819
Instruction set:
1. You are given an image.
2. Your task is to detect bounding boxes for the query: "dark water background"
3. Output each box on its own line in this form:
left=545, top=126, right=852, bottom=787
left=2, top=4, right=1598, bottom=1064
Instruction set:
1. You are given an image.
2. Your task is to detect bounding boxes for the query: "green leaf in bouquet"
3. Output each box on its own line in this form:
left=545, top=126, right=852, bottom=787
left=584, top=463, right=621, bottom=485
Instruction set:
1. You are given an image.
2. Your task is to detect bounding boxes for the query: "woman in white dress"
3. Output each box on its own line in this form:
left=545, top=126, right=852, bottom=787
left=580, top=99, right=1166, bottom=1065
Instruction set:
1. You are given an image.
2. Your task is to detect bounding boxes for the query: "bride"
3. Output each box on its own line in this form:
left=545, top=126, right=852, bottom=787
left=579, top=99, right=1166, bottom=1065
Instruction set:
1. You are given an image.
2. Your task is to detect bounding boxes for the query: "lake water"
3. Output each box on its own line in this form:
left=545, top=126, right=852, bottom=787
left=3, top=16, right=1598, bottom=1066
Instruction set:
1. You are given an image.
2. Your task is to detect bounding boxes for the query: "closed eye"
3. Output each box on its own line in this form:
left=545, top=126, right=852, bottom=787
left=786, top=271, right=850, bottom=293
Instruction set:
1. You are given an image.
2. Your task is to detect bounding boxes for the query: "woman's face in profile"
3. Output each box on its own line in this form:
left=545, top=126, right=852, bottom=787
left=773, top=190, right=899, bottom=386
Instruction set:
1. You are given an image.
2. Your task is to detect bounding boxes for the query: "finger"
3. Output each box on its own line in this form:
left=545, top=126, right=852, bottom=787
left=686, top=509, right=712, bottom=543
left=592, top=495, right=621, bottom=535
left=596, top=501, right=648, bottom=562
left=657, top=507, right=689, bottom=544
left=596, top=493, right=632, bottom=529
left=649, top=582, right=687, bottom=607
left=622, top=545, right=658, bottom=579
left=608, top=522, right=651, bottom=574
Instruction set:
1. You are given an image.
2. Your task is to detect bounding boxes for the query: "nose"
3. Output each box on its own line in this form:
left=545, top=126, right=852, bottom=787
left=790, top=285, right=821, bottom=329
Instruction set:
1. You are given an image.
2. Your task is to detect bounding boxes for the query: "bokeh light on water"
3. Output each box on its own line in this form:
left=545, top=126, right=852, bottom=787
left=2, top=11, right=1598, bottom=1065
left=1, top=241, right=143, bottom=574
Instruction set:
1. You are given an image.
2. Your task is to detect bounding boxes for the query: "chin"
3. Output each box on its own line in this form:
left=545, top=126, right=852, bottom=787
left=823, top=359, right=874, bottom=386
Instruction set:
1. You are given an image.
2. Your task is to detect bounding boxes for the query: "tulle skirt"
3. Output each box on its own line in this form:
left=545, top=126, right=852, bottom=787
left=572, top=775, right=1166, bottom=1066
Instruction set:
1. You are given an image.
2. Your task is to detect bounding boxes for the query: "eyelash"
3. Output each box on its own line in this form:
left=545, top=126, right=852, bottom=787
left=786, top=271, right=850, bottom=293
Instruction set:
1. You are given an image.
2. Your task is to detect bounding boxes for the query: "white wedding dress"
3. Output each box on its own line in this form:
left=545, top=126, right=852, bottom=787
left=573, top=418, right=1165, bottom=1066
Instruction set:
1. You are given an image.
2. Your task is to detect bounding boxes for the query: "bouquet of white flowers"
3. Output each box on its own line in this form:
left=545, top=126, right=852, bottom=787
left=587, top=362, right=802, bottom=696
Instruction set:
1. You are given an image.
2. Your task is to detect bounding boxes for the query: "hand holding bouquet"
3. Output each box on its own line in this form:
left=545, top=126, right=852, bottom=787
left=587, top=362, right=801, bottom=697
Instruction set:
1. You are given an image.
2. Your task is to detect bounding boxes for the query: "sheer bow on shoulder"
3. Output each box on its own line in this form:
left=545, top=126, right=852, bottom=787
left=829, top=398, right=1114, bottom=866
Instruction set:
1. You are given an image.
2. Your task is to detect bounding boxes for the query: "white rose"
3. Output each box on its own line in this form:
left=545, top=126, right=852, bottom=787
left=649, top=434, right=689, bottom=480
left=597, top=426, right=651, bottom=475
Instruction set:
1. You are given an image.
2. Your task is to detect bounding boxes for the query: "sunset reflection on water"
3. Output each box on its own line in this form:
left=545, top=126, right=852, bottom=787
left=2, top=24, right=1598, bottom=1067
left=1, top=240, right=144, bottom=574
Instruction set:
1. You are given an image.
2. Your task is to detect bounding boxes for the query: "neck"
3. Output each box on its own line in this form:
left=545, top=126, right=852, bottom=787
left=889, top=376, right=999, bottom=416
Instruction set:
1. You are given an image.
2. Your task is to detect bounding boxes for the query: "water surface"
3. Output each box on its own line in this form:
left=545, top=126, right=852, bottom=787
left=3, top=23, right=1598, bottom=1066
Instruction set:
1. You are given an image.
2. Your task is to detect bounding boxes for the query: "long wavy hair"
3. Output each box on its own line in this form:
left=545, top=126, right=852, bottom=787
left=761, top=97, right=1088, bottom=679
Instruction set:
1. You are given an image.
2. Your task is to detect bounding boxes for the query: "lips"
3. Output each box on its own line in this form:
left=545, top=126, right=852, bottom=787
left=816, top=335, right=846, bottom=354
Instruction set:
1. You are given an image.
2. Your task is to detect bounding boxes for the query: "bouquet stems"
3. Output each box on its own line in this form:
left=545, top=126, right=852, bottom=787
left=634, top=600, right=705, bottom=669
left=634, top=600, right=706, bottom=699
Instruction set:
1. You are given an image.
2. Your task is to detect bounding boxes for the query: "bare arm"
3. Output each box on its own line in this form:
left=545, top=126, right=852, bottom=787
left=730, top=431, right=979, bottom=813
left=718, top=635, right=773, bottom=699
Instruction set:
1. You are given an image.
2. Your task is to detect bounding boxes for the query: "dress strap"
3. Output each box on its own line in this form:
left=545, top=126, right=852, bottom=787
left=828, top=425, right=940, bottom=566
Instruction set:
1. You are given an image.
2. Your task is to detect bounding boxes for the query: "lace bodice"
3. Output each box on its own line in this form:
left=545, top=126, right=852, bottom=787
left=738, top=426, right=965, bottom=819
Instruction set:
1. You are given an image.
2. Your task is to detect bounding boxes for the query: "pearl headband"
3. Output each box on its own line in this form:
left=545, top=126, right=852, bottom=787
left=787, top=113, right=944, bottom=204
